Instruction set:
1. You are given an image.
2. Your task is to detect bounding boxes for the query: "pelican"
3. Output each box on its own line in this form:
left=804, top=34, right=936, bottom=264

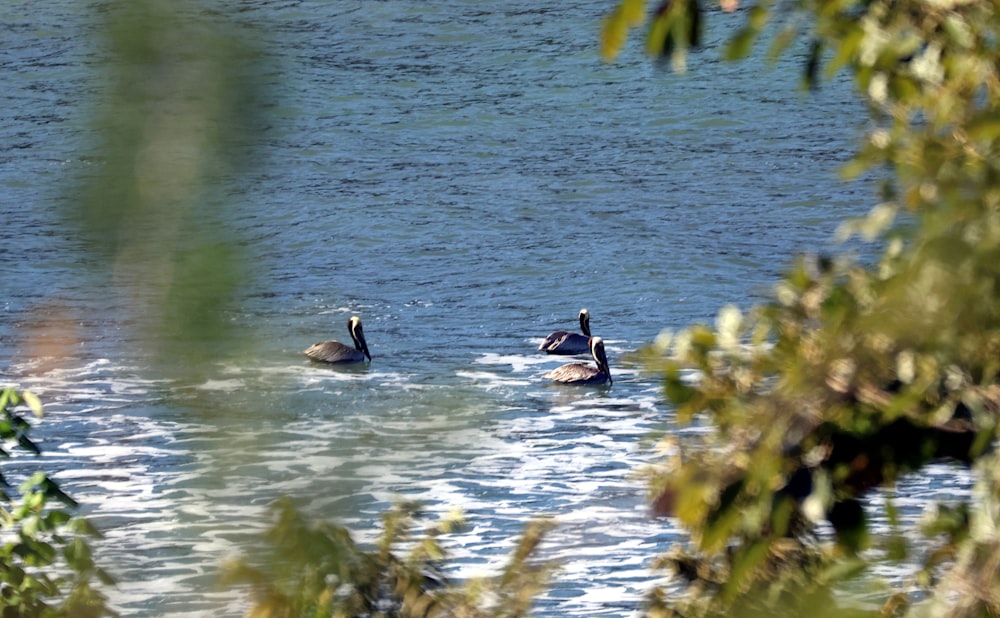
left=304, top=315, right=372, bottom=364
left=538, top=308, right=591, bottom=355
left=544, top=336, right=612, bottom=386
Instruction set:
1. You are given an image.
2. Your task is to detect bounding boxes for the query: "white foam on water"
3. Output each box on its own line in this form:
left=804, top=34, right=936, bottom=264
left=1, top=344, right=975, bottom=618
left=193, top=379, right=245, bottom=392
left=474, top=352, right=556, bottom=373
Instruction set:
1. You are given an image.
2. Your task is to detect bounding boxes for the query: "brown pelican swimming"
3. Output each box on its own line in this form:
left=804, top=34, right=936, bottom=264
left=538, top=308, right=591, bottom=355
left=304, top=315, right=371, bottom=364
left=544, top=336, right=612, bottom=386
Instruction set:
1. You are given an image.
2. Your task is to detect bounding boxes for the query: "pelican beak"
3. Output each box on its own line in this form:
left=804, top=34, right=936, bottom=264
left=356, top=325, right=372, bottom=362
left=591, top=337, right=612, bottom=386
left=349, top=316, right=372, bottom=362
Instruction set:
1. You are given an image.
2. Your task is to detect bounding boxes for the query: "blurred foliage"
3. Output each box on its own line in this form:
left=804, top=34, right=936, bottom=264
left=221, top=499, right=555, bottom=618
left=605, top=0, right=1000, bottom=616
left=602, top=0, right=710, bottom=71
left=44, top=0, right=1000, bottom=614
left=67, top=0, right=270, bottom=380
left=0, top=388, right=114, bottom=617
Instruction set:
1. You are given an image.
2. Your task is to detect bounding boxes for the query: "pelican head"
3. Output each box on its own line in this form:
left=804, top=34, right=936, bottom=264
left=579, top=308, right=591, bottom=337
left=348, top=315, right=372, bottom=361
left=589, top=336, right=612, bottom=386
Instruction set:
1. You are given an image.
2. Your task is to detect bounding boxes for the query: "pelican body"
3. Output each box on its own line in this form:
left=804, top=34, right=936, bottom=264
left=304, top=315, right=371, bottom=364
left=544, top=336, right=612, bottom=386
left=539, top=309, right=591, bottom=355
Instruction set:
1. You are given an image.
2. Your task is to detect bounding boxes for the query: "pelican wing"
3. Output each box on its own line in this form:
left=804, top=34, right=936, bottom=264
left=544, top=362, right=609, bottom=385
left=539, top=331, right=590, bottom=355
left=304, top=340, right=364, bottom=363
left=539, top=330, right=568, bottom=351
left=544, top=336, right=613, bottom=385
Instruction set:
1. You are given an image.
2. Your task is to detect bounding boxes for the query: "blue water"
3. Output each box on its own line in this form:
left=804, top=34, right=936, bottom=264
left=1, top=1, right=969, bottom=616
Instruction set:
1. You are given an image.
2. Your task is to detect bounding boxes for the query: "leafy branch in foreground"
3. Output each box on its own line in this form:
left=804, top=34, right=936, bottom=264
left=0, top=388, right=115, bottom=617
left=223, top=498, right=555, bottom=618
left=640, top=257, right=1000, bottom=616
left=602, top=0, right=1000, bottom=615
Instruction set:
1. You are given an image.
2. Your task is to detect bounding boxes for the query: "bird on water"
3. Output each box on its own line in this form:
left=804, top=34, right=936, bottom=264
left=544, top=336, right=612, bottom=386
left=304, top=315, right=372, bottom=364
left=538, top=308, right=592, bottom=355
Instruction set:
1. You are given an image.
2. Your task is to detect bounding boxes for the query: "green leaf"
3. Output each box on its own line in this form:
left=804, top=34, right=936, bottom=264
left=64, top=538, right=94, bottom=572
left=725, top=4, right=769, bottom=60
left=601, top=7, right=630, bottom=62
left=825, top=27, right=863, bottom=78
left=885, top=534, right=908, bottom=561
left=44, top=510, right=72, bottom=529
left=664, top=370, right=695, bottom=406
left=21, top=515, right=40, bottom=537
left=20, top=538, right=57, bottom=566
left=20, top=391, right=43, bottom=419
left=645, top=8, right=672, bottom=57
left=69, top=518, right=102, bottom=538
left=5, top=565, right=24, bottom=587
left=725, top=25, right=758, bottom=60
left=22, top=471, right=47, bottom=492
left=724, top=540, right=769, bottom=601
left=0, top=420, right=15, bottom=441
left=768, top=23, right=800, bottom=63
left=25, top=491, right=45, bottom=511
left=966, top=113, right=1000, bottom=141
left=817, top=557, right=868, bottom=584
left=96, top=567, right=117, bottom=586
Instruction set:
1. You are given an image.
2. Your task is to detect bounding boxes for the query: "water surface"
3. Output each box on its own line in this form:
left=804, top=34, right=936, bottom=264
left=2, top=2, right=958, bottom=616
